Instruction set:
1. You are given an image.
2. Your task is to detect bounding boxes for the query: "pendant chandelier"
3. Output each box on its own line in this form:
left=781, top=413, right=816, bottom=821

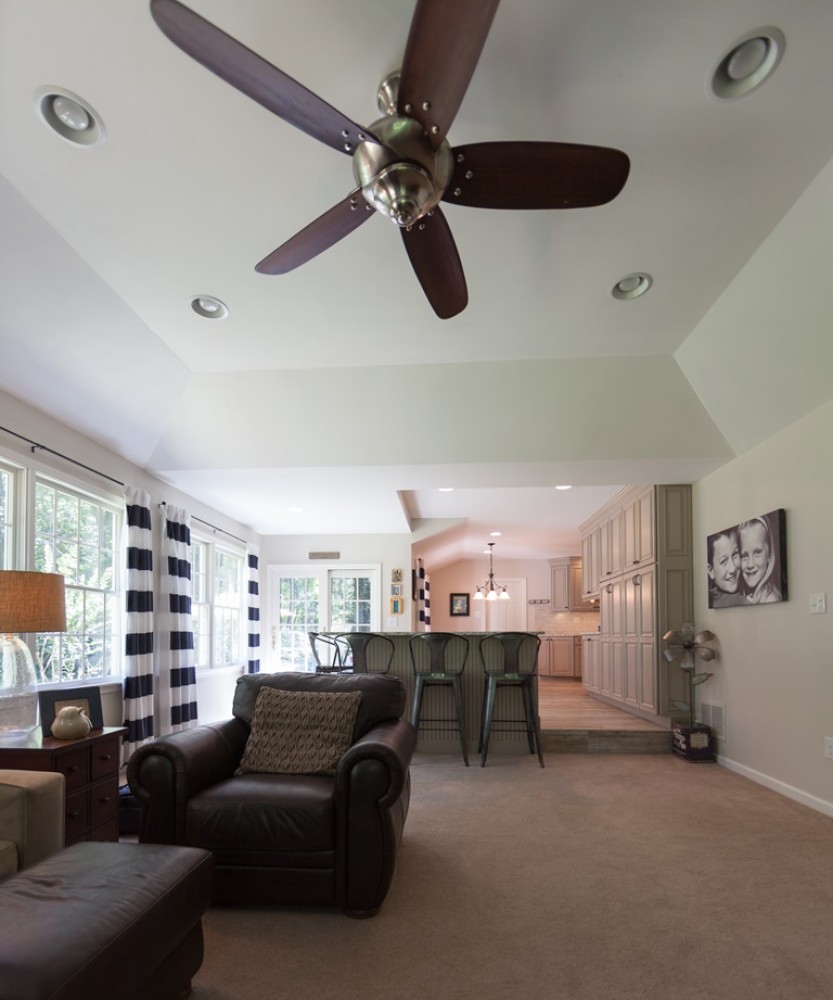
left=473, top=542, right=510, bottom=601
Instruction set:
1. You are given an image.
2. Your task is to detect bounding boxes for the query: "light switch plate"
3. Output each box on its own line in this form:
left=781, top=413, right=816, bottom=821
left=810, top=592, right=827, bottom=614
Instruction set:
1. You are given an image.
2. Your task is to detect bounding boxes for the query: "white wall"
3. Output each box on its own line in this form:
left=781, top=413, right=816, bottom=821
left=0, top=388, right=260, bottom=727
left=692, top=397, right=833, bottom=816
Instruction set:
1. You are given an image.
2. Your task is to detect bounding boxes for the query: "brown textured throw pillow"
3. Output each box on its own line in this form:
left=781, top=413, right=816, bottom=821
left=238, top=687, right=362, bottom=776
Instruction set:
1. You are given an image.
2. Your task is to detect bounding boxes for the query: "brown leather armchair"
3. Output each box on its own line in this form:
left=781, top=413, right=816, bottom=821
left=127, top=671, right=416, bottom=918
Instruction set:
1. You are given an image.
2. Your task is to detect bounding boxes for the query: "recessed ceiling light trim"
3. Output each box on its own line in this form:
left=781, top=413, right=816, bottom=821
left=34, top=87, right=106, bottom=148
left=190, top=295, right=229, bottom=320
left=709, top=27, right=785, bottom=100
left=611, top=272, right=653, bottom=301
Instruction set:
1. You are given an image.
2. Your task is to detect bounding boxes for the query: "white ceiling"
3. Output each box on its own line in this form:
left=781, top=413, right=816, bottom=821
left=2, top=0, right=833, bottom=564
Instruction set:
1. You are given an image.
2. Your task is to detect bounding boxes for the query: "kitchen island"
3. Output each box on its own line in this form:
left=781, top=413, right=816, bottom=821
left=321, top=632, right=542, bottom=755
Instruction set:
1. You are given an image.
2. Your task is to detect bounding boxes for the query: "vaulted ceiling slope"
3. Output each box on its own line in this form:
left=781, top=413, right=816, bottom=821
left=1, top=1, right=832, bottom=559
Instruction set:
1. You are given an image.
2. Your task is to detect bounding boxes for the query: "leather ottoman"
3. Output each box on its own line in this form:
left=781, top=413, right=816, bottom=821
left=0, top=840, right=214, bottom=1000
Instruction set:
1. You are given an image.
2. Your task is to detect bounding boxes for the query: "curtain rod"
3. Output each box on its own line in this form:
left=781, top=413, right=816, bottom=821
left=0, top=423, right=247, bottom=545
left=157, top=502, right=246, bottom=545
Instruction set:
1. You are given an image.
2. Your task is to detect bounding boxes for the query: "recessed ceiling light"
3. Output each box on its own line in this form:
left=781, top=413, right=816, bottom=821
left=555, top=485, right=573, bottom=491
left=288, top=506, right=304, bottom=513
left=34, top=87, right=106, bottom=148
left=709, top=28, right=785, bottom=100
left=611, top=272, right=653, bottom=301
left=489, top=531, right=502, bottom=537
left=438, top=487, right=454, bottom=492
left=190, top=295, right=229, bottom=319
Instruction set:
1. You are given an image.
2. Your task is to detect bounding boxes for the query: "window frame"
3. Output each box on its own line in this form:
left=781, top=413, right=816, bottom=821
left=31, top=471, right=124, bottom=687
left=190, top=531, right=248, bottom=671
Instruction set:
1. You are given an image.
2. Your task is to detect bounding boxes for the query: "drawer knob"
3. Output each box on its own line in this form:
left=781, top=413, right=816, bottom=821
left=101, top=753, right=112, bottom=761
left=99, top=796, right=111, bottom=805
left=68, top=810, right=79, bottom=820
left=67, top=765, right=79, bottom=774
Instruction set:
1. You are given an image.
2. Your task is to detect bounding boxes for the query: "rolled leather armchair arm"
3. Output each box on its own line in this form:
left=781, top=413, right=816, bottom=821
left=127, top=718, right=249, bottom=845
left=335, top=717, right=417, bottom=917
left=336, top=717, right=417, bottom=803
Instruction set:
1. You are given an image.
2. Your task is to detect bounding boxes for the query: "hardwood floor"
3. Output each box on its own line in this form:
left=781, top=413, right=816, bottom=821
left=538, top=678, right=666, bottom=731
left=537, top=677, right=672, bottom=754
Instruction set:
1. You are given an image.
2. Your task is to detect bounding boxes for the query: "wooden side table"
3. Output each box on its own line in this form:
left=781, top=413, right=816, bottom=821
left=0, top=726, right=127, bottom=844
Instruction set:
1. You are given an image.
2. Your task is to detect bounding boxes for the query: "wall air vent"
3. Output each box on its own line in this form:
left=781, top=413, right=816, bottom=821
left=309, top=551, right=340, bottom=560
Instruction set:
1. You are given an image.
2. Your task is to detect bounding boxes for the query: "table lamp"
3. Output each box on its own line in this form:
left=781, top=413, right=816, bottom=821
left=0, top=571, right=66, bottom=739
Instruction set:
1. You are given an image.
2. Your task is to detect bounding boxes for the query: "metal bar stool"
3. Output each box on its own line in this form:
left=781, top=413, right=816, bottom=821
left=332, top=632, right=395, bottom=674
left=307, top=632, right=343, bottom=673
left=408, top=632, right=469, bottom=766
left=478, top=632, right=544, bottom=768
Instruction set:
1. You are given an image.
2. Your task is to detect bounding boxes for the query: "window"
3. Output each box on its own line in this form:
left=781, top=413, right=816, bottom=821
left=33, top=477, right=121, bottom=684
left=192, top=537, right=246, bottom=669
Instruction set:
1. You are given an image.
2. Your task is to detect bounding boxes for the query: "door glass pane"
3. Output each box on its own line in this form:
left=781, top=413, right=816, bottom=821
left=279, top=575, right=320, bottom=669
left=330, top=574, right=372, bottom=632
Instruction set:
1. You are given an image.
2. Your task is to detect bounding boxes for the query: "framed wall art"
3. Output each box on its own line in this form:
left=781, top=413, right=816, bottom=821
left=706, top=508, right=787, bottom=608
left=450, top=593, right=470, bottom=617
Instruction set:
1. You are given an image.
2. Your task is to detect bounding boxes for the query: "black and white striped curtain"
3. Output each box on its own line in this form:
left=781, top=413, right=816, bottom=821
left=247, top=545, right=261, bottom=674
left=123, top=486, right=154, bottom=763
left=417, top=558, right=431, bottom=631
left=158, top=505, right=198, bottom=733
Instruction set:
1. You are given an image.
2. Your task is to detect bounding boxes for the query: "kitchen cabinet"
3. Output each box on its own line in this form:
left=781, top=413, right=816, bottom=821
left=538, top=635, right=576, bottom=677
left=550, top=557, right=596, bottom=612
left=623, top=486, right=654, bottom=570
left=581, top=634, right=600, bottom=692
left=579, top=485, right=693, bottom=720
left=573, top=635, right=582, bottom=679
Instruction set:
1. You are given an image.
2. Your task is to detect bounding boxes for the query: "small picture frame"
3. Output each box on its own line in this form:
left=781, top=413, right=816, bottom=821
left=390, top=597, right=404, bottom=615
left=450, top=593, right=470, bottom=617
left=390, top=584, right=403, bottom=597
left=391, top=569, right=403, bottom=584
left=39, top=685, right=104, bottom=734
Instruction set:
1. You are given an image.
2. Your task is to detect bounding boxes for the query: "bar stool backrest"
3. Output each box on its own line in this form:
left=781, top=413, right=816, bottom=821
left=480, top=632, right=541, bottom=678
left=409, top=632, right=469, bottom=677
left=333, top=632, right=395, bottom=674
left=308, top=632, right=342, bottom=672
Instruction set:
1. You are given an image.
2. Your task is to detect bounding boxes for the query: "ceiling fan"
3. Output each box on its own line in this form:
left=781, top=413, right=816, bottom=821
left=150, top=0, right=630, bottom=319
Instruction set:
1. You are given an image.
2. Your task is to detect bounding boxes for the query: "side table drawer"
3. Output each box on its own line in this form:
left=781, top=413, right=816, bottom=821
left=91, top=736, right=121, bottom=781
left=65, top=789, right=90, bottom=843
left=57, top=746, right=90, bottom=792
left=90, top=776, right=119, bottom=831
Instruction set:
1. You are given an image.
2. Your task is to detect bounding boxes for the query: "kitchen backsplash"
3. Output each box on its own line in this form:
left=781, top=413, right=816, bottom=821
left=532, top=606, right=600, bottom=635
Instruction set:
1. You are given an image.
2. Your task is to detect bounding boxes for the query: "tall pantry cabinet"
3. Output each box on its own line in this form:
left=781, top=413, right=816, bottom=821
left=579, top=485, right=693, bottom=721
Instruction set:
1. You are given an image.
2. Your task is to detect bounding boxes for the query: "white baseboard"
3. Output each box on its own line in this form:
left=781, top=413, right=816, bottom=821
left=717, top=754, right=833, bottom=819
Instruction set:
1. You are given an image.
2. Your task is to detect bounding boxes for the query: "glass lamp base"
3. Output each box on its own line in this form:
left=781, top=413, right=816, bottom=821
left=0, top=634, right=40, bottom=740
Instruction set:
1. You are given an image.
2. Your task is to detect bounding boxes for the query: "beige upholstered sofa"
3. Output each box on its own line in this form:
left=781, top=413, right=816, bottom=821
left=0, top=769, right=65, bottom=880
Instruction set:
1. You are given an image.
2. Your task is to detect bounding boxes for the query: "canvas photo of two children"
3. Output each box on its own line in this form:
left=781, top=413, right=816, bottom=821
left=706, top=508, right=787, bottom=609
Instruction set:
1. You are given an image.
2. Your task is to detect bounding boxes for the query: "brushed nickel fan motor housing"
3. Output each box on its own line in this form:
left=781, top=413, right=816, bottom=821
left=352, top=114, right=453, bottom=228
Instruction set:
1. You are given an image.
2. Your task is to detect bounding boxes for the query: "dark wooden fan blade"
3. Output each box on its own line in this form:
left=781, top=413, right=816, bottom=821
left=401, top=209, right=468, bottom=319
left=398, top=0, right=500, bottom=148
left=151, top=0, right=371, bottom=155
left=443, top=142, right=631, bottom=209
left=255, top=191, right=374, bottom=275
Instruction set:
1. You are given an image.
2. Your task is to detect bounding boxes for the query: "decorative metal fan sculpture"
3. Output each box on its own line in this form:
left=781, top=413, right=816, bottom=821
left=150, top=0, right=630, bottom=318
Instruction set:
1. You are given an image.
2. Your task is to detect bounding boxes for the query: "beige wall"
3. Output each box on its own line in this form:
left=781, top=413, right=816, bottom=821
left=692, top=396, right=833, bottom=816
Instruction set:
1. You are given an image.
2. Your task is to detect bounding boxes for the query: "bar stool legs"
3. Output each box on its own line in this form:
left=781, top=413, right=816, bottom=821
left=479, top=676, right=545, bottom=768
left=411, top=674, right=469, bottom=766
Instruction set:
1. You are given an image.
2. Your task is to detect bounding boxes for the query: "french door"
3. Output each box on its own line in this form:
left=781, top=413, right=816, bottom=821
left=267, top=564, right=381, bottom=671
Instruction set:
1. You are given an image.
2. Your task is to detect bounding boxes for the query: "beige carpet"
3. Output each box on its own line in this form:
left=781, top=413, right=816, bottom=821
left=192, top=752, right=833, bottom=1000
